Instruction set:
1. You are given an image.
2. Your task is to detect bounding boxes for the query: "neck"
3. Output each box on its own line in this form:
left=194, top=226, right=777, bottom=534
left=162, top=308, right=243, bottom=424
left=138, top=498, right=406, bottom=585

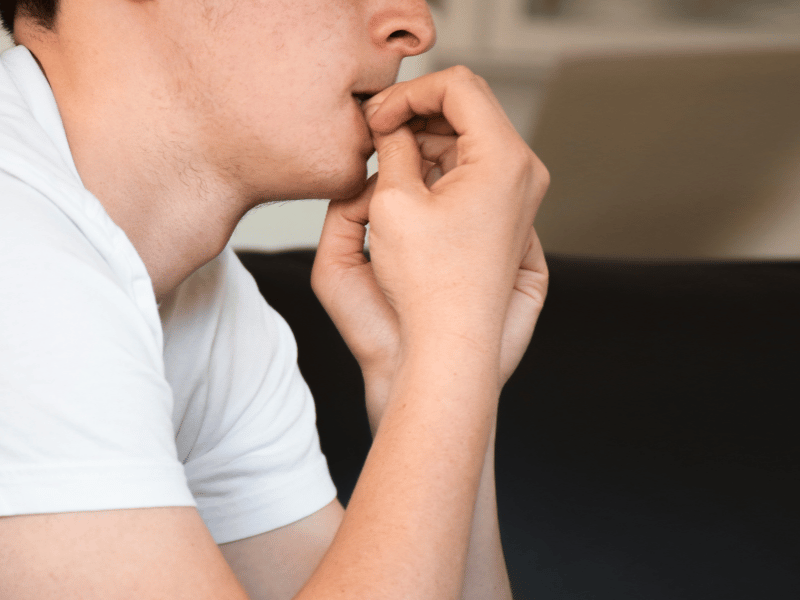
left=16, top=12, right=253, bottom=301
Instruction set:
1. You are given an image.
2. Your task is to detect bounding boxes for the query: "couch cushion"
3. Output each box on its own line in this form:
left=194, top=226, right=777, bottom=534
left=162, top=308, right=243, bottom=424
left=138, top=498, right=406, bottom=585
left=237, top=250, right=800, bottom=600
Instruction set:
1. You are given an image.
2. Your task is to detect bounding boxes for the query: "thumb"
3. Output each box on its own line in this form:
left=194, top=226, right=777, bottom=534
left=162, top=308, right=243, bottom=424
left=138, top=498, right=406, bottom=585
left=373, top=126, right=426, bottom=193
left=313, top=174, right=376, bottom=286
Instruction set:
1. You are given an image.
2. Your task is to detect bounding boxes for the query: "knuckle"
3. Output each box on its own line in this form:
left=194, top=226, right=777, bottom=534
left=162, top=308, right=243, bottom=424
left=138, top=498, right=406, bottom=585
left=521, top=148, right=550, bottom=191
left=533, top=156, right=551, bottom=191
left=447, top=64, right=477, bottom=84
left=505, top=143, right=534, bottom=176
left=444, top=66, right=496, bottom=99
left=504, top=146, right=550, bottom=200
left=473, top=74, right=491, bottom=91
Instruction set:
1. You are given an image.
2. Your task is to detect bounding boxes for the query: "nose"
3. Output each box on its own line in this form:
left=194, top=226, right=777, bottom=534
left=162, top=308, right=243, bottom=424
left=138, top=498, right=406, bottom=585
left=370, top=0, right=437, bottom=57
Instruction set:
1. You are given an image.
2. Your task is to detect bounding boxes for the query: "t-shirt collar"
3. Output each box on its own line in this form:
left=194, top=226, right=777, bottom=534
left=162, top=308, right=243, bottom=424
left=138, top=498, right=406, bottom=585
left=0, top=44, right=84, bottom=185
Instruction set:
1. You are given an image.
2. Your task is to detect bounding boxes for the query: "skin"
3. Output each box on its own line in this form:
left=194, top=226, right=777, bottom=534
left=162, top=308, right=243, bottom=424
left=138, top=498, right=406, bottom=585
left=17, top=0, right=435, bottom=298
left=1, top=1, right=550, bottom=599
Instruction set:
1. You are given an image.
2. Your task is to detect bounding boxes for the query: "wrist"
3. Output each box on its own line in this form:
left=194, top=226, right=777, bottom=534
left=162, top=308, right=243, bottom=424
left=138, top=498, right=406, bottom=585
left=398, top=306, right=507, bottom=349
left=362, top=326, right=504, bottom=435
left=388, top=338, right=503, bottom=414
left=363, top=370, right=394, bottom=436
left=398, top=328, right=503, bottom=380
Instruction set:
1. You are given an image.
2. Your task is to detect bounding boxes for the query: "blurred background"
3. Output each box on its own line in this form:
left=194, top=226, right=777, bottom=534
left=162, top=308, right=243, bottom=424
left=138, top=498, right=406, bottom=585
left=3, top=1, right=799, bottom=257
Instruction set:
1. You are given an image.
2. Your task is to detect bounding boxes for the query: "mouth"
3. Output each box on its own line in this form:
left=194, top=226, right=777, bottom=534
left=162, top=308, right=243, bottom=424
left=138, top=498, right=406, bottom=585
left=352, top=92, right=375, bottom=107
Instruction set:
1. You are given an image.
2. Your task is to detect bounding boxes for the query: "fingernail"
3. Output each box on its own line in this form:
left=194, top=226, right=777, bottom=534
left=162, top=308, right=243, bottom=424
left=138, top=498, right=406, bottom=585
left=364, top=103, right=380, bottom=120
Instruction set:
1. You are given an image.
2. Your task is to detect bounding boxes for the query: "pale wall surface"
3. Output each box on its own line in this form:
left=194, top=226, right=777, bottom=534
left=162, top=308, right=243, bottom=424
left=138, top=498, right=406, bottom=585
left=428, top=0, right=800, bottom=259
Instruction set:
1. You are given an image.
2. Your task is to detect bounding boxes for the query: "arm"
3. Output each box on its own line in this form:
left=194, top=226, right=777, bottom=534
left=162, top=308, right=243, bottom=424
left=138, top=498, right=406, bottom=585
left=218, top=404, right=509, bottom=600
left=363, top=374, right=511, bottom=600
left=302, top=339, right=504, bottom=599
left=0, top=507, right=250, bottom=599
left=310, top=67, right=549, bottom=600
left=0, top=67, right=548, bottom=600
left=219, top=500, right=346, bottom=600
left=463, top=424, right=513, bottom=600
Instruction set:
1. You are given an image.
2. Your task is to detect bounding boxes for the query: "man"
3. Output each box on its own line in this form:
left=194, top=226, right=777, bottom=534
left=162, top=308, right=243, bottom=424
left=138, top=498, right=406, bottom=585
left=0, top=0, right=549, bottom=598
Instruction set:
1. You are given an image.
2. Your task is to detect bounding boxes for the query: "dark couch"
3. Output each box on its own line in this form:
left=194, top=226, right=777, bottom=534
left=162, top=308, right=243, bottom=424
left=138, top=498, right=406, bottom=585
left=237, top=250, right=800, bottom=600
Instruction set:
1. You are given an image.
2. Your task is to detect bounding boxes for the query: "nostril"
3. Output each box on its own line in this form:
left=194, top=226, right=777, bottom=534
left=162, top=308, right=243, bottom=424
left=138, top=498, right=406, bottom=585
left=375, top=8, right=436, bottom=56
left=387, top=29, right=423, bottom=49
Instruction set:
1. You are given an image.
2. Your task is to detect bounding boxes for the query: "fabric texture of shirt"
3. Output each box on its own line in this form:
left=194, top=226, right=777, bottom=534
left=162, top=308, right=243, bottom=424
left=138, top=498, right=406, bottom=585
left=0, top=45, right=337, bottom=544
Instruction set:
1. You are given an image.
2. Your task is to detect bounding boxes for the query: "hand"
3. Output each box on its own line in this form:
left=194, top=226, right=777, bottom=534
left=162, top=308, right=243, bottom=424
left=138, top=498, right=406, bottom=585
left=311, top=67, right=549, bottom=428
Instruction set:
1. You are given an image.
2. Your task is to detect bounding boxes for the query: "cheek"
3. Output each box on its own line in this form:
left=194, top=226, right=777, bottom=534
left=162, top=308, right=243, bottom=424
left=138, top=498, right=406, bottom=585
left=292, top=94, right=367, bottom=156
left=214, top=61, right=368, bottom=195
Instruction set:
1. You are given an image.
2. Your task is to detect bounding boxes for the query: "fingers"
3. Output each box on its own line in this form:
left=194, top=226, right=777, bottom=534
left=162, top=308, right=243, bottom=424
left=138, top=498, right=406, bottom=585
left=415, top=133, right=458, bottom=175
left=499, top=229, right=549, bottom=383
left=314, top=175, right=377, bottom=276
left=422, top=161, right=443, bottom=188
left=364, top=66, right=514, bottom=146
left=517, top=229, right=548, bottom=289
left=372, top=126, right=427, bottom=194
left=316, top=126, right=442, bottom=275
left=407, top=115, right=456, bottom=136
left=509, top=230, right=548, bottom=335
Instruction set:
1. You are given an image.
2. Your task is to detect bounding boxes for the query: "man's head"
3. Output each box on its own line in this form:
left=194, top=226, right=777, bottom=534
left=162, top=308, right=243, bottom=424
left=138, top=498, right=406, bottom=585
left=10, top=0, right=436, bottom=207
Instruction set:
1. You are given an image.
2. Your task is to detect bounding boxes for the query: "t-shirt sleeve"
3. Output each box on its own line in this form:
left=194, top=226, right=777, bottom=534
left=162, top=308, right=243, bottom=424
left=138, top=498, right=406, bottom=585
left=160, top=247, right=337, bottom=545
left=0, top=180, right=195, bottom=516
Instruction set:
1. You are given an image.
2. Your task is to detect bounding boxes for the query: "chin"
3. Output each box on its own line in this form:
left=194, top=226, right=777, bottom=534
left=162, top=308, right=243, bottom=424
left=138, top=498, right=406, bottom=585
left=333, top=171, right=370, bottom=199
left=312, top=156, right=370, bottom=200
left=255, top=147, right=371, bottom=202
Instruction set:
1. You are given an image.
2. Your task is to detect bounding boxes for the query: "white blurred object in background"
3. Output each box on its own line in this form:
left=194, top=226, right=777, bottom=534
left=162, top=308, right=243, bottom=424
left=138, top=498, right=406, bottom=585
left=1, top=29, right=12, bottom=52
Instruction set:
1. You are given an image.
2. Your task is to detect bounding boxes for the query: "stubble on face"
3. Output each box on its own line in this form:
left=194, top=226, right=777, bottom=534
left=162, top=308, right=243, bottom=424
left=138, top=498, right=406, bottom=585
left=158, top=0, right=376, bottom=207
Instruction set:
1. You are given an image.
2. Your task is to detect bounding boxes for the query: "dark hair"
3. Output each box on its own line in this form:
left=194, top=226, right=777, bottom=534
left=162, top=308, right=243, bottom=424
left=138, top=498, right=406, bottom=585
left=1, top=0, right=59, bottom=35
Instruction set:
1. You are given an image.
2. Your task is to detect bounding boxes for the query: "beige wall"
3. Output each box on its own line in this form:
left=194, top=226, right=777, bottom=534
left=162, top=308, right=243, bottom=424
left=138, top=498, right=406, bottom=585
left=523, top=48, right=800, bottom=259
left=1, top=29, right=12, bottom=52
left=428, top=0, right=800, bottom=259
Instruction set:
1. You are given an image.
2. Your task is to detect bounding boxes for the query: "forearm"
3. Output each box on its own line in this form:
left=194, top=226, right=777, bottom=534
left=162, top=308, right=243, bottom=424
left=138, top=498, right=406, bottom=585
left=307, top=63, right=549, bottom=600
left=363, top=373, right=512, bottom=600
left=462, top=423, right=513, bottom=600
left=299, top=341, right=500, bottom=600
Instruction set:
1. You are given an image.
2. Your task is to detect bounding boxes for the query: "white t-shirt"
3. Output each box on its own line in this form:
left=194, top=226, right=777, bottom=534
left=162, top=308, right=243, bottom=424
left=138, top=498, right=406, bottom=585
left=0, top=45, right=337, bottom=544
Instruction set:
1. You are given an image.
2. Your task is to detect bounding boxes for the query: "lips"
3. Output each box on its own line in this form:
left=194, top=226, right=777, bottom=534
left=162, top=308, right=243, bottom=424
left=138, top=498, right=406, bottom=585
left=352, top=92, right=375, bottom=106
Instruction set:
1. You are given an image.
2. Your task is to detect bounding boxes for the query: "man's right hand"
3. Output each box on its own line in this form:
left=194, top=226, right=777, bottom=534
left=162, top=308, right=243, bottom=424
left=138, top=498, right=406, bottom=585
left=312, top=66, right=550, bottom=425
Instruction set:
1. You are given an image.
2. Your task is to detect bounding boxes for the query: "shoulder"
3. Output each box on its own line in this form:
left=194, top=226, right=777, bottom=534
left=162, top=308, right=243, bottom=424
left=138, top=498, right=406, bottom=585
left=0, top=55, right=168, bottom=431
left=161, top=247, right=303, bottom=436
left=162, top=247, right=295, bottom=366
